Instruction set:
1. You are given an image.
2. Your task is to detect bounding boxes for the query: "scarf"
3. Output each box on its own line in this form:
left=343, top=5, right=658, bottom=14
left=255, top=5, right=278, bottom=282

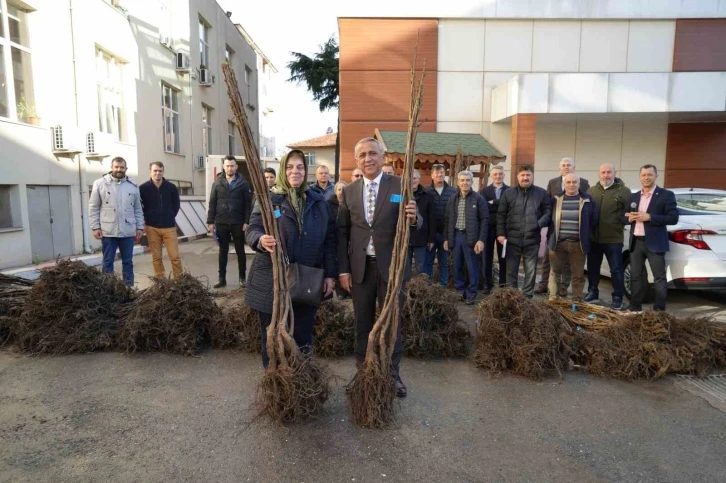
left=270, top=150, right=308, bottom=231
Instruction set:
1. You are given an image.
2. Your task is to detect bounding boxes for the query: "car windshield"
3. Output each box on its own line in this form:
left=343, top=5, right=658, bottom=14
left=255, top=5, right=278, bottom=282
left=676, top=193, right=726, bottom=215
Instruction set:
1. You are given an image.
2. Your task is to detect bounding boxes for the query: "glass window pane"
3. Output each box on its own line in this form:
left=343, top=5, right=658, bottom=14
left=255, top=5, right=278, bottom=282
left=0, top=7, right=5, bottom=39
left=198, top=21, right=205, bottom=43
left=0, top=47, right=7, bottom=117
left=8, top=6, right=30, bottom=47
left=171, top=89, right=178, bottom=112
left=12, top=47, right=34, bottom=122
left=172, top=113, right=180, bottom=152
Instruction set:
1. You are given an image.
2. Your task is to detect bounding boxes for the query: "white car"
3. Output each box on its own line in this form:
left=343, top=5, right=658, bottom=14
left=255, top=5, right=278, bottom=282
left=598, top=188, right=726, bottom=299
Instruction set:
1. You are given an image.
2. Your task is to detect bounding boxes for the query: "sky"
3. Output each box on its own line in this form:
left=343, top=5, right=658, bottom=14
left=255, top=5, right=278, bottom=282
left=215, top=0, right=340, bottom=156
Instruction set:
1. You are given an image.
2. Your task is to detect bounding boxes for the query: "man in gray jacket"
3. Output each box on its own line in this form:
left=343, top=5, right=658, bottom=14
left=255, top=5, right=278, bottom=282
left=89, top=157, right=144, bottom=286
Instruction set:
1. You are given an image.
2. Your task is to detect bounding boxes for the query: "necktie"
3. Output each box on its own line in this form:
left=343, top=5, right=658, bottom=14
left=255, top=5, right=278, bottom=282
left=367, top=181, right=377, bottom=255
left=367, top=181, right=377, bottom=224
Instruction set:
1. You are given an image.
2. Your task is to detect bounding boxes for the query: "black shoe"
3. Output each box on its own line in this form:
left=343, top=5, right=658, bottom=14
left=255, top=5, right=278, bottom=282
left=213, top=279, right=227, bottom=289
left=460, top=293, right=466, bottom=302
left=465, top=297, right=477, bottom=305
left=534, top=283, right=548, bottom=295
left=583, top=291, right=599, bottom=303
left=611, top=297, right=623, bottom=310
left=624, top=304, right=642, bottom=313
left=482, top=287, right=492, bottom=295
left=239, top=280, right=246, bottom=288
left=394, top=375, right=407, bottom=398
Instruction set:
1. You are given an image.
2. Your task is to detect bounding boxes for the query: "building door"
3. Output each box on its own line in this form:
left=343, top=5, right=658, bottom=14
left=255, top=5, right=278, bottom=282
left=26, top=185, right=73, bottom=262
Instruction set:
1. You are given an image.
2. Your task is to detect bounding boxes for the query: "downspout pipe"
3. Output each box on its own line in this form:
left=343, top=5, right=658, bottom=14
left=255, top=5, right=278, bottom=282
left=69, top=0, right=91, bottom=253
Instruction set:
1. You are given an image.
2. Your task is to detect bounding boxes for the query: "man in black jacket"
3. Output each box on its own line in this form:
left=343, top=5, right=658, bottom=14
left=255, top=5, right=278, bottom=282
left=139, top=162, right=181, bottom=278
left=536, top=157, right=590, bottom=295
left=478, top=165, right=509, bottom=293
left=425, top=164, right=456, bottom=286
left=408, top=170, right=435, bottom=275
left=497, top=165, right=552, bottom=298
left=444, top=170, right=489, bottom=304
left=207, top=155, right=252, bottom=288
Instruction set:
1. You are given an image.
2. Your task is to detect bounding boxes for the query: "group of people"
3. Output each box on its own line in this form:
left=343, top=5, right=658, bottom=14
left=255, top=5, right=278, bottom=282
left=91, top=142, right=679, bottom=399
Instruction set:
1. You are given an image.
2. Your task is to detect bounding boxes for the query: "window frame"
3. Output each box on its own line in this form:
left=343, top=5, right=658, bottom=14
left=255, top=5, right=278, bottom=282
left=227, top=120, right=235, bottom=156
left=162, top=83, right=181, bottom=154
left=244, top=65, right=252, bottom=104
left=202, top=103, right=212, bottom=156
left=95, top=47, right=126, bottom=142
left=304, top=152, right=316, bottom=167
left=198, top=16, right=209, bottom=68
left=0, top=1, right=35, bottom=123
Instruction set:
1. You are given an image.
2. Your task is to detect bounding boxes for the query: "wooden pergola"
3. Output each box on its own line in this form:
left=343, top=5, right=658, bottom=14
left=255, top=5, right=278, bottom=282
left=375, top=129, right=506, bottom=184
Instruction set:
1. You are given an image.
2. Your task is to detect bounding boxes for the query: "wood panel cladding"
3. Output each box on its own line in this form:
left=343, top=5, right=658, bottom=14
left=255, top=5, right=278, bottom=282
left=339, top=18, right=438, bottom=71
left=340, top=121, right=436, bottom=175
left=673, top=19, right=726, bottom=71
left=339, top=71, right=437, bottom=122
left=664, top=122, right=726, bottom=189
left=509, top=114, right=537, bottom=185
left=338, top=18, right=439, bottom=177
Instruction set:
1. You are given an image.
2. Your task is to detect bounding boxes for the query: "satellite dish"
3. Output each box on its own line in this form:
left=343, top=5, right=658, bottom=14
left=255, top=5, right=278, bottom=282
left=326, top=127, right=333, bottom=134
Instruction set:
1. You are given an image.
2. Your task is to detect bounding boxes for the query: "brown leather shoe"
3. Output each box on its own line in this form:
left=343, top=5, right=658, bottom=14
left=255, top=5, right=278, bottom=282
left=559, top=288, right=568, bottom=297
left=534, top=283, right=548, bottom=294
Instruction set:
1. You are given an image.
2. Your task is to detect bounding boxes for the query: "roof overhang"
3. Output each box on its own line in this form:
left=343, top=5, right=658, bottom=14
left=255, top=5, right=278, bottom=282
left=491, top=72, right=726, bottom=123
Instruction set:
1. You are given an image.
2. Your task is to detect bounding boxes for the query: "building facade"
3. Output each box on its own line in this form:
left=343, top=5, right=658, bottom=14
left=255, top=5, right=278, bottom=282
left=337, top=2, right=726, bottom=190
left=0, top=0, right=260, bottom=269
left=287, top=132, right=337, bottom=183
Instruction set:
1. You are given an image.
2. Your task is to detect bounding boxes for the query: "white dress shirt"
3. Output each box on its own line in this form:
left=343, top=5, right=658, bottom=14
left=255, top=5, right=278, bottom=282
left=363, top=172, right=384, bottom=256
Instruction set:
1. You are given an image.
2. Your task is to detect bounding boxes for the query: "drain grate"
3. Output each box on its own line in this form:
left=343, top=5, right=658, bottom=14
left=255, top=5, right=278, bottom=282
left=677, top=374, right=726, bottom=413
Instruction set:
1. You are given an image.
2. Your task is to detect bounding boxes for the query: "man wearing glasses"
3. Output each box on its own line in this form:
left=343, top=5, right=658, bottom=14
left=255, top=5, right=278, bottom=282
left=425, top=164, right=456, bottom=286
left=351, top=168, right=363, bottom=182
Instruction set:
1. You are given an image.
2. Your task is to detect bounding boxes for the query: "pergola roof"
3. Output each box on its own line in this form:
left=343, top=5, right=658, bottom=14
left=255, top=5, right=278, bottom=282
left=375, top=129, right=505, bottom=159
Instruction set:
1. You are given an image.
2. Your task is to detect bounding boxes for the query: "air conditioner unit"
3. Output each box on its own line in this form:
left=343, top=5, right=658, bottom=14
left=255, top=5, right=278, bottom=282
left=175, top=52, right=190, bottom=72
left=198, top=68, right=214, bottom=86
left=50, top=125, right=82, bottom=156
left=195, top=155, right=206, bottom=170
left=159, top=34, right=172, bottom=48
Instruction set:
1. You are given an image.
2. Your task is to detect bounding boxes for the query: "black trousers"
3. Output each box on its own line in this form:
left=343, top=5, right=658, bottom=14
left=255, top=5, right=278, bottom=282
left=216, top=223, right=246, bottom=281
left=351, top=256, right=403, bottom=374
left=257, top=303, right=318, bottom=368
left=482, top=226, right=506, bottom=289
left=630, top=237, right=668, bottom=310
left=505, top=243, right=539, bottom=298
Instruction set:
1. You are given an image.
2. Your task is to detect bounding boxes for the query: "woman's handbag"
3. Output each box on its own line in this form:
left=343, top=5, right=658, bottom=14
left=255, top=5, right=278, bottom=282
left=275, top=210, right=325, bottom=306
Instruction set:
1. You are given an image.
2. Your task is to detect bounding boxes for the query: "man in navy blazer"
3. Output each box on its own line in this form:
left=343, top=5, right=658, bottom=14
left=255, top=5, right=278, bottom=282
left=622, top=164, right=679, bottom=312
left=478, top=165, right=509, bottom=293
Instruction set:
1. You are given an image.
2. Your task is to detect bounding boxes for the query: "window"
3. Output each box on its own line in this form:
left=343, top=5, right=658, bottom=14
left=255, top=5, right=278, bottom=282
left=225, top=45, right=234, bottom=68
left=96, top=48, right=126, bottom=141
left=227, top=120, right=235, bottom=155
left=0, top=185, right=21, bottom=229
left=676, top=193, right=726, bottom=215
left=198, top=17, right=209, bottom=68
left=162, top=84, right=180, bottom=153
left=0, top=3, right=35, bottom=122
left=202, top=104, right=212, bottom=155
left=244, top=65, right=252, bottom=103
left=158, top=0, right=172, bottom=45
left=304, top=152, right=316, bottom=166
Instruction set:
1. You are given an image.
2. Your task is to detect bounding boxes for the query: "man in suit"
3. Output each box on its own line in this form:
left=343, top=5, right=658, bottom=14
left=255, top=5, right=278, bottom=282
left=623, top=164, right=679, bottom=312
left=478, top=165, right=509, bottom=293
left=535, top=157, right=590, bottom=295
left=337, top=137, right=422, bottom=398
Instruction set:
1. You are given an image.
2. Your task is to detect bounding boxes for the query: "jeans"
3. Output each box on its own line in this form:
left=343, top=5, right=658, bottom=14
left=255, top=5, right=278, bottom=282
left=257, top=303, right=318, bottom=368
left=587, top=242, right=625, bottom=299
left=505, top=243, right=539, bottom=298
left=145, top=226, right=182, bottom=278
left=425, top=232, right=449, bottom=286
left=216, top=223, right=247, bottom=282
left=549, top=241, right=586, bottom=299
left=482, top=227, right=506, bottom=290
left=101, top=236, right=135, bottom=287
left=407, top=246, right=427, bottom=276
left=630, top=237, right=668, bottom=310
left=453, top=232, right=479, bottom=299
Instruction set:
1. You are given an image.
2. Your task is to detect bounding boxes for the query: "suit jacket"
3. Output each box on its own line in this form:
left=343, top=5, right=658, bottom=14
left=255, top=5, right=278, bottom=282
left=622, top=186, right=679, bottom=253
left=479, top=183, right=509, bottom=230
left=337, top=173, right=422, bottom=284
left=547, top=175, right=590, bottom=196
